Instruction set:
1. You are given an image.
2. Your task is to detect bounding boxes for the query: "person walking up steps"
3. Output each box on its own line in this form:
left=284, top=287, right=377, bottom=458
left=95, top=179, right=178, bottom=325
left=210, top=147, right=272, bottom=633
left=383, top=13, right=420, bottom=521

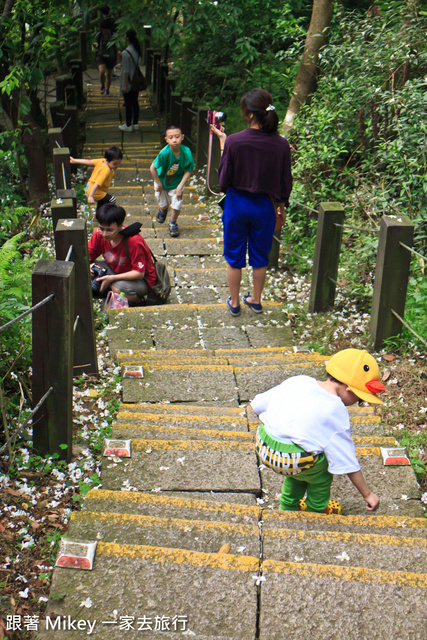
left=70, top=146, right=123, bottom=211
left=150, top=124, right=195, bottom=238
left=119, top=29, right=142, bottom=132
left=211, top=88, right=292, bottom=317
left=252, top=349, right=384, bottom=514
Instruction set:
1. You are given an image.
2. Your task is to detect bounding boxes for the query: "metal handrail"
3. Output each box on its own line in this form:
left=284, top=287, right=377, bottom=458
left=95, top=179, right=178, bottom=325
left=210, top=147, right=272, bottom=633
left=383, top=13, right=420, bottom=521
left=0, top=386, right=54, bottom=455
left=0, top=294, right=55, bottom=334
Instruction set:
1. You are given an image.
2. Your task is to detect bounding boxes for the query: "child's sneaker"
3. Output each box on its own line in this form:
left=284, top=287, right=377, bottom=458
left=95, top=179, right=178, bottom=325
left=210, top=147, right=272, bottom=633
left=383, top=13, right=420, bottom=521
left=324, top=499, right=342, bottom=515
left=118, top=124, right=133, bottom=132
left=169, top=222, right=179, bottom=237
left=105, top=89, right=110, bottom=96
left=156, top=210, right=167, bottom=223
left=132, top=124, right=139, bottom=131
left=100, top=85, right=105, bottom=94
left=297, top=498, right=342, bottom=514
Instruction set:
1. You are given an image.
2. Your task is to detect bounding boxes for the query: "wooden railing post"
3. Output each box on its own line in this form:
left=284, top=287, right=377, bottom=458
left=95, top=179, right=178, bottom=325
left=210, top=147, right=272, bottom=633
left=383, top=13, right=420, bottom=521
left=142, top=25, right=151, bottom=65
left=48, top=128, right=64, bottom=155
left=308, top=202, right=344, bottom=312
left=56, top=189, right=77, bottom=216
left=159, top=63, right=168, bottom=113
left=369, top=215, right=414, bottom=350
left=70, top=59, right=84, bottom=109
left=56, top=75, right=72, bottom=102
left=63, top=106, right=79, bottom=157
left=53, top=147, right=72, bottom=191
left=181, top=98, right=193, bottom=148
left=196, top=107, right=209, bottom=171
left=32, top=260, right=74, bottom=461
left=145, top=48, right=154, bottom=86
left=51, top=198, right=76, bottom=231
left=54, top=219, right=98, bottom=376
left=79, top=31, right=87, bottom=70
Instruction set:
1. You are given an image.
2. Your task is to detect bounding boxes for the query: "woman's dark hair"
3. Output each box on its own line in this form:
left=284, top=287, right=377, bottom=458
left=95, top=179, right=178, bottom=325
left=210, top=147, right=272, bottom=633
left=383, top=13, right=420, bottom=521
left=104, top=146, right=123, bottom=161
left=96, top=204, right=126, bottom=226
left=240, top=88, right=279, bottom=133
left=125, top=28, right=142, bottom=57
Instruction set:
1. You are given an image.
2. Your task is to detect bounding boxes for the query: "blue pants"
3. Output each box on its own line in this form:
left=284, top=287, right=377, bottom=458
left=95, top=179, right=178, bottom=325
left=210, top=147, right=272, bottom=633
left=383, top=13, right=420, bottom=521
left=222, top=188, right=276, bottom=269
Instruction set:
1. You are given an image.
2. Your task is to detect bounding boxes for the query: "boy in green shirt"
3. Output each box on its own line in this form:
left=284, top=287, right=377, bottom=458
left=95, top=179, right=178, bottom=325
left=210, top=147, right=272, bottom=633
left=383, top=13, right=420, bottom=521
left=150, top=125, right=195, bottom=237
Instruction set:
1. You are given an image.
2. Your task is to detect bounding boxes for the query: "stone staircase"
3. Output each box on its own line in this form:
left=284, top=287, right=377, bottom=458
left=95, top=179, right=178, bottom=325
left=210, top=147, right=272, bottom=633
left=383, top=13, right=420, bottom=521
left=41, top=69, right=426, bottom=639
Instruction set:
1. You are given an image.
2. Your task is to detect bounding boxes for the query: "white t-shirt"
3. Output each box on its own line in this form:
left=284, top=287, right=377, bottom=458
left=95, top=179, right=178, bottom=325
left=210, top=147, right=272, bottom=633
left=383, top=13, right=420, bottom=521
left=251, top=375, right=361, bottom=475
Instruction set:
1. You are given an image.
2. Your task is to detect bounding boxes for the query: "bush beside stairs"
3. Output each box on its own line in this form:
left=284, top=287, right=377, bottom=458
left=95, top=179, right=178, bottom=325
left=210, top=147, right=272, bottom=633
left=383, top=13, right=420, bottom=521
left=40, top=70, right=427, bottom=640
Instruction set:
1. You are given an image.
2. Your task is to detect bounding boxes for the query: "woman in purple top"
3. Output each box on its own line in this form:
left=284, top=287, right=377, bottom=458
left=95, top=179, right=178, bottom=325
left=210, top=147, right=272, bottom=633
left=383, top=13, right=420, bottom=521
left=211, top=88, right=292, bottom=316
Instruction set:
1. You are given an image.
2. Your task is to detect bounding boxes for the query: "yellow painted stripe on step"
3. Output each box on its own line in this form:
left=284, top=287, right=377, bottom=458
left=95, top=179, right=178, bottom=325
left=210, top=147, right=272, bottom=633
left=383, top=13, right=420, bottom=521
left=262, top=510, right=427, bottom=530
left=85, top=489, right=259, bottom=517
left=97, top=542, right=259, bottom=571
left=175, top=267, right=225, bottom=272
left=196, top=302, right=282, bottom=309
left=140, top=364, right=233, bottom=372
left=352, top=437, right=395, bottom=445
left=114, top=423, right=253, bottom=440
left=119, top=349, right=214, bottom=357
left=72, top=511, right=259, bottom=536
left=351, top=416, right=382, bottom=424
left=355, top=447, right=381, bottom=456
left=117, top=412, right=246, bottom=424
left=235, top=362, right=327, bottom=373
left=109, top=304, right=197, bottom=313
left=264, top=527, right=427, bottom=549
left=131, top=439, right=254, bottom=452
left=261, top=559, right=427, bottom=588
left=215, top=347, right=294, bottom=354
left=120, top=402, right=244, bottom=413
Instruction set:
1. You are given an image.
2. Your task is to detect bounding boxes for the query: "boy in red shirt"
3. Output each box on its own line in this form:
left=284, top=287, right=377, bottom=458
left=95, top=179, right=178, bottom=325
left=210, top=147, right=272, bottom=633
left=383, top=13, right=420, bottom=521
left=88, top=204, right=157, bottom=305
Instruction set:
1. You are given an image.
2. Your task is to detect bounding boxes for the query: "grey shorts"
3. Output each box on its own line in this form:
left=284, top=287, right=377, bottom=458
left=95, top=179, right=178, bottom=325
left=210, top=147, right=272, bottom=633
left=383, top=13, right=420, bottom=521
left=94, top=260, right=149, bottom=299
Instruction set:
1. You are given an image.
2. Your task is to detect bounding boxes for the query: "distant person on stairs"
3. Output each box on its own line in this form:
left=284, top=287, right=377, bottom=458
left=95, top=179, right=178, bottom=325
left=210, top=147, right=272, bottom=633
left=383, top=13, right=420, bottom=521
left=88, top=204, right=157, bottom=306
left=251, top=349, right=384, bottom=514
left=210, top=88, right=292, bottom=317
left=119, top=28, right=142, bottom=132
left=94, top=18, right=117, bottom=95
left=150, top=124, right=195, bottom=238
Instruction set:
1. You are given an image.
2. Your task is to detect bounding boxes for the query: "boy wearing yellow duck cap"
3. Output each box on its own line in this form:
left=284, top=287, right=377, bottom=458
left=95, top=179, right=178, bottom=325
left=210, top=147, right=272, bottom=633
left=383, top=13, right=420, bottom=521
left=252, top=349, right=385, bottom=513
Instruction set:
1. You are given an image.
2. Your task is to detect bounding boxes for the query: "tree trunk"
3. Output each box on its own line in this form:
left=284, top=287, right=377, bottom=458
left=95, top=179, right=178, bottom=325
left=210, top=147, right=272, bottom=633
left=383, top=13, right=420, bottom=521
left=284, top=0, right=334, bottom=130
left=1, top=90, right=50, bottom=206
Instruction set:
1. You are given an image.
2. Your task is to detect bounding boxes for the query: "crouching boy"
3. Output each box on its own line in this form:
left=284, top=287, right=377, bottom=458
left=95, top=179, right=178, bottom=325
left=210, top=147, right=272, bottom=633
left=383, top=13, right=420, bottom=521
left=88, top=204, right=157, bottom=305
left=252, top=349, right=385, bottom=513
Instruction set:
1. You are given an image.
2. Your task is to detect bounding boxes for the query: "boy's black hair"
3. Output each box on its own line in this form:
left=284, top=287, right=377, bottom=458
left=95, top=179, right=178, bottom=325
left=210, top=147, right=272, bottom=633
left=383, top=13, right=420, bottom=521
left=327, top=373, right=364, bottom=405
left=104, top=146, right=123, bottom=162
left=96, top=204, right=126, bottom=226
left=100, top=5, right=110, bottom=15
left=164, top=124, right=183, bottom=136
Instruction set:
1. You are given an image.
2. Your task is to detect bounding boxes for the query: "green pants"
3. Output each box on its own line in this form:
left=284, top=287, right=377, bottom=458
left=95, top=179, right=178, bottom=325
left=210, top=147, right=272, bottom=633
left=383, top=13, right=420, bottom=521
left=279, top=453, right=333, bottom=512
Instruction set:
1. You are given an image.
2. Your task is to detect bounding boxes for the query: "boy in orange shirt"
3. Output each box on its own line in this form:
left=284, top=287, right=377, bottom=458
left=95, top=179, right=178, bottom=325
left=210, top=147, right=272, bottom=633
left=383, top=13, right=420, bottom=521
left=70, top=146, right=123, bottom=210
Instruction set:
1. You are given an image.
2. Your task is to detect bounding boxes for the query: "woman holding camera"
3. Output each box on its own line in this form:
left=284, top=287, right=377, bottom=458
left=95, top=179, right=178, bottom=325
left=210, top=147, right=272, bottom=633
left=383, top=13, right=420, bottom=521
left=211, top=88, right=292, bottom=316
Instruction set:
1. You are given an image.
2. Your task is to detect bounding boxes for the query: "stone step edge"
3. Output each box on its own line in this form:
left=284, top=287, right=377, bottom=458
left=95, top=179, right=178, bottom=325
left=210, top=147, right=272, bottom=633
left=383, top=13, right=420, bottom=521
left=262, top=509, right=427, bottom=531
left=112, top=423, right=253, bottom=440
left=71, top=511, right=259, bottom=537
left=117, top=401, right=375, bottom=416
left=261, top=558, right=427, bottom=588
left=108, top=301, right=284, bottom=314
left=96, top=541, right=259, bottom=572
left=264, top=525, right=427, bottom=550
left=84, top=489, right=260, bottom=517
left=111, top=425, right=395, bottom=448
left=105, top=438, right=384, bottom=456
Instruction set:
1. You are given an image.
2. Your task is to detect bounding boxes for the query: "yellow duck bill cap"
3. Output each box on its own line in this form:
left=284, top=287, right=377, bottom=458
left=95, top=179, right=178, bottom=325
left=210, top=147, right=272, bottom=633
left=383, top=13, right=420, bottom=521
left=326, top=349, right=385, bottom=405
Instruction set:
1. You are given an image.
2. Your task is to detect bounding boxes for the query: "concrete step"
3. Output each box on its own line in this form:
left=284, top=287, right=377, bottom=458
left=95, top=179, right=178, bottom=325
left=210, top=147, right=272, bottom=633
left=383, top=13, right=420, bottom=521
left=43, top=542, right=259, bottom=640
left=67, top=504, right=260, bottom=555
left=101, top=438, right=261, bottom=493
left=259, top=557, right=426, bottom=640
